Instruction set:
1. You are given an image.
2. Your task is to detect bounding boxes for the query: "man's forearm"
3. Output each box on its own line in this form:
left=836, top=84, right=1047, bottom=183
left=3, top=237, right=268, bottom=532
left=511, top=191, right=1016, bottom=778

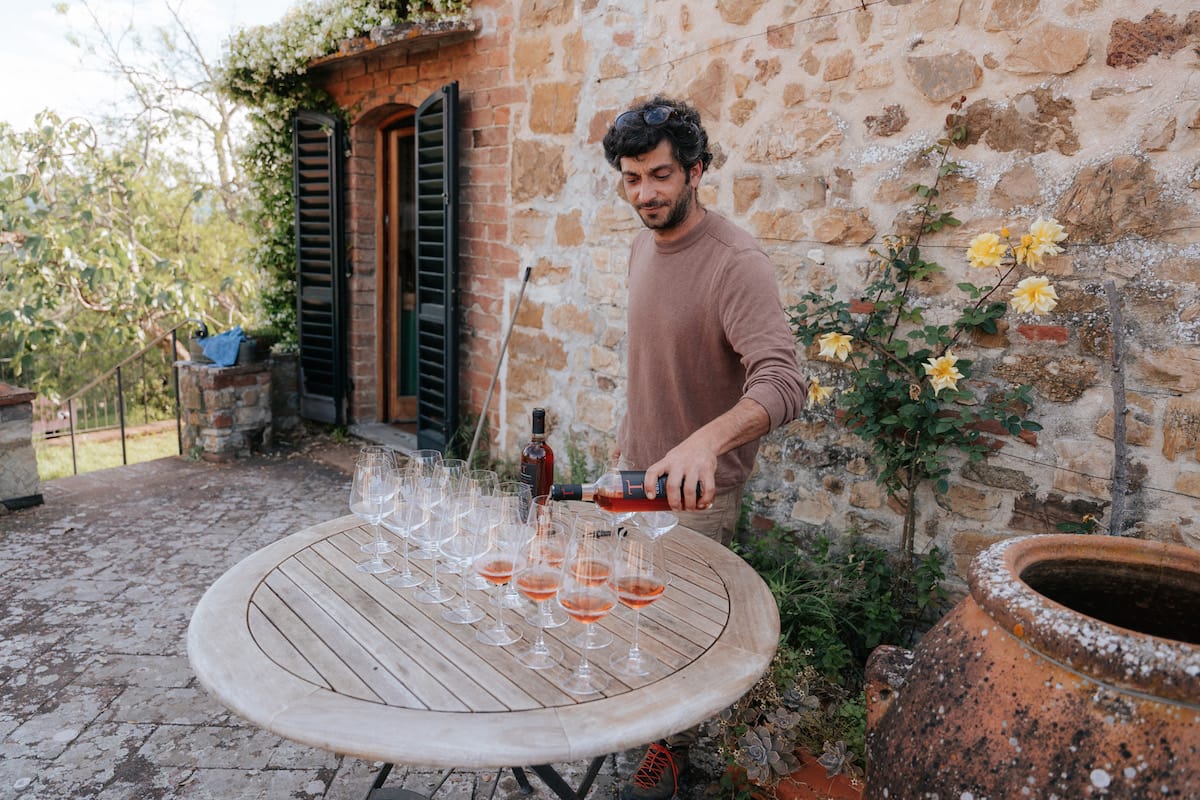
left=686, top=397, right=771, bottom=458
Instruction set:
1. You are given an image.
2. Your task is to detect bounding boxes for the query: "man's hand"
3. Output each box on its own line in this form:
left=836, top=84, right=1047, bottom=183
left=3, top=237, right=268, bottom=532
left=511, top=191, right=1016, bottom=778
left=644, top=439, right=717, bottom=512
left=641, top=398, right=771, bottom=512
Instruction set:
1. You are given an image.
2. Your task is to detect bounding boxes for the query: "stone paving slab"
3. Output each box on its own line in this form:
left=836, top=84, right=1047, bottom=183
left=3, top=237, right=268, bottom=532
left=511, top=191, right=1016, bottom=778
left=0, top=443, right=683, bottom=800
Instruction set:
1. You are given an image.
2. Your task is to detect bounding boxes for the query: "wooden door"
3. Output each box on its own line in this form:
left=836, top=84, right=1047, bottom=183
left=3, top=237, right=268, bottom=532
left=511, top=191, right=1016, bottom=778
left=381, top=120, right=417, bottom=422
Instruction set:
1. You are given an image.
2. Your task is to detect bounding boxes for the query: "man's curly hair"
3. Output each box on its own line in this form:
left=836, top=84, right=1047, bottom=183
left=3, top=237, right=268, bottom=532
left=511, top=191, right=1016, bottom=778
left=602, top=95, right=713, bottom=174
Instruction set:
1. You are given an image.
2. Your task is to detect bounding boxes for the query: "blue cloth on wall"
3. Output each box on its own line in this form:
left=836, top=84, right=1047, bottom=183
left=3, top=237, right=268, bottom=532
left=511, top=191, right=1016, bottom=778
left=199, top=326, right=245, bottom=367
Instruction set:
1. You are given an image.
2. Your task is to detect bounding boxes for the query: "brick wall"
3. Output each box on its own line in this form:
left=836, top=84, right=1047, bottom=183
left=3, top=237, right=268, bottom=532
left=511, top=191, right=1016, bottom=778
left=179, top=363, right=273, bottom=462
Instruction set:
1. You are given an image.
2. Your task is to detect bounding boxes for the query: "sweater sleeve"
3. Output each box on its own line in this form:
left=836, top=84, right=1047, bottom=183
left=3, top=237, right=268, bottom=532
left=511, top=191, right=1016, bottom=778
left=717, top=248, right=808, bottom=431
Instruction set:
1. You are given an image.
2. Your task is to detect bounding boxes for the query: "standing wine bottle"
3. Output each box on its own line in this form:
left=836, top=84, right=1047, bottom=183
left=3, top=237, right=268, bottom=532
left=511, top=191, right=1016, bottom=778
left=549, top=468, right=701, bottom=513
left=519, top=408, right=555, bottom=499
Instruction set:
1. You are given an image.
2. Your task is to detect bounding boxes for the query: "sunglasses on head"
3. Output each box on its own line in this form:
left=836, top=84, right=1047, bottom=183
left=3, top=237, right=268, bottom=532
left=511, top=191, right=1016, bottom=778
left=614, top=105, right=682, bottom=129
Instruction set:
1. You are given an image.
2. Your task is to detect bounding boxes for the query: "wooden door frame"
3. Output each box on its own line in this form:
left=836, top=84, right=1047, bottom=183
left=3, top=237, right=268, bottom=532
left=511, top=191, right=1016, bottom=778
left=375, top=108, right=417, bottom=423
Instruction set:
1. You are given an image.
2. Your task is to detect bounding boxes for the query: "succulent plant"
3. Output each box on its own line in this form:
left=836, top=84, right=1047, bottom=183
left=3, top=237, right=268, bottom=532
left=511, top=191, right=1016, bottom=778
left=816, top=739, right=857, bottom=778
left=734, top=725, right=799, bottom=784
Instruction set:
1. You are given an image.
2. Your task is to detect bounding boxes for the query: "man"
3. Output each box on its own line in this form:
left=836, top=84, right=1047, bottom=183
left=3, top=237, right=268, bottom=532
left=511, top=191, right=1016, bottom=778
left=602, top=97, right=807, bottom=798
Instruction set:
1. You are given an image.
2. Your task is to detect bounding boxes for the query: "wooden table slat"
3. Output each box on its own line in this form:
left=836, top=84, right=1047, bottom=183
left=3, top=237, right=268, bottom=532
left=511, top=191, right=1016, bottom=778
left=309, top=537, right=565, bottom=710
left=263, top=570, right=417, bottom=707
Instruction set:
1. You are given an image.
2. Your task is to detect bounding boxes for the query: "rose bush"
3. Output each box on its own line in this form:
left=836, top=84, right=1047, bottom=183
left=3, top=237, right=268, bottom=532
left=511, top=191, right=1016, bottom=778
left=790, top=98, right=1066, bottom=560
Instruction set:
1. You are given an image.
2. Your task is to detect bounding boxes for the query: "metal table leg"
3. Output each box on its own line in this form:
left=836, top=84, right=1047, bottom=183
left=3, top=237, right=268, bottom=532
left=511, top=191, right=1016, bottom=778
left=365, top=764, right=455, bottom=800
left=365, top=757, right=609, bottom=800
left=523, top=755, right=609, bottom=800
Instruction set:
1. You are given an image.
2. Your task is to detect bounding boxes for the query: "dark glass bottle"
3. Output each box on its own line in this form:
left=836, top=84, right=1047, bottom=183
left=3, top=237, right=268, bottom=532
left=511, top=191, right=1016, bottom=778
left=519, top=408, right=555, bottom=499
left=550, top=468, right=700, bottom=512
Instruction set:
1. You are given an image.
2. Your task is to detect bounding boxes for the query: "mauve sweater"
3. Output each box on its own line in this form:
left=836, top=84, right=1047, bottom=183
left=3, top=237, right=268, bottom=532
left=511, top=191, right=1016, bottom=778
left=617, top=210, right=807, bottom=490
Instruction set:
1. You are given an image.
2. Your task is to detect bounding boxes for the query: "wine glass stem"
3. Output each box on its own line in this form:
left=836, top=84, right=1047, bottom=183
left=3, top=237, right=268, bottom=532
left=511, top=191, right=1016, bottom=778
left=578, top=626, right=593, bottom=674
left=459, top=567, right=473, bottom=610
left=629, top=609, right=642, bottom=658
left=372, top=522, right=385, bottom=565
left=399, top=537, right=412, bottom=576
left=494, top=585, right=507, bottom=632
left=533, top=601, right=548, bottom=652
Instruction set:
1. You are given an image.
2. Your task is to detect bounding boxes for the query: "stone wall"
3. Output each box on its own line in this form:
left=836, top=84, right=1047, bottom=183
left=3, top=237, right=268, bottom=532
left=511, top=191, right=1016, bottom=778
left=307, top=0, right=1200, bottom=578
left=0, top=384, right=42, bottom=512
left=178, top=362, right=272, bottom=462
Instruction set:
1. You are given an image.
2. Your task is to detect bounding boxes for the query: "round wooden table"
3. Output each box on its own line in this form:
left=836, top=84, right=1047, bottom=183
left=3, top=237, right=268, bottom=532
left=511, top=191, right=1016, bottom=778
left=188, top=514, right=779, bottom=795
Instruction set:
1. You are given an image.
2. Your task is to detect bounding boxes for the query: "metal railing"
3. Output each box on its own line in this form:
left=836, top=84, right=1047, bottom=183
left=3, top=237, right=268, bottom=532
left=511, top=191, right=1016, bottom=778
left=32, top=320, right=203, bottom=476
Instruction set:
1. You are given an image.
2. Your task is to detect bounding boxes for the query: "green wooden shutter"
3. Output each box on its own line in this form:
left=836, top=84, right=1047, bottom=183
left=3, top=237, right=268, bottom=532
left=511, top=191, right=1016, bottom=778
left=293, top=111, right=347, bottom=425
left=414, top=83, right=459, bottom=451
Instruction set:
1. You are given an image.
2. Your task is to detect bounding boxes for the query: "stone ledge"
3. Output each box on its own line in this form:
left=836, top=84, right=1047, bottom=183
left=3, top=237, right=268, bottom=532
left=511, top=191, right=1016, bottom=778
left=0, top=383, right=36, bottom=407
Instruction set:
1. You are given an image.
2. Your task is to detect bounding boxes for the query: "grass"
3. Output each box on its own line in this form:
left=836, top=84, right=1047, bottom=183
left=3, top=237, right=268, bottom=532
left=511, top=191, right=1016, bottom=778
left=36, top=426, right=182, bottom=481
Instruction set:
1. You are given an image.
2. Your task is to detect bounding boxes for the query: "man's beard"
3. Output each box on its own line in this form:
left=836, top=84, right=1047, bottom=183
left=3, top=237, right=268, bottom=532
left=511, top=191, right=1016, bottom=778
left=637, top=179, right=695, bottom=231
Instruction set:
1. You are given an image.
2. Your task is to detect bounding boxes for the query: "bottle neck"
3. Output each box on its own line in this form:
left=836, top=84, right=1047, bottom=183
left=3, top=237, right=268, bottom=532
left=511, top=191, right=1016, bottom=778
left=549, top=482, right=594, bottom=502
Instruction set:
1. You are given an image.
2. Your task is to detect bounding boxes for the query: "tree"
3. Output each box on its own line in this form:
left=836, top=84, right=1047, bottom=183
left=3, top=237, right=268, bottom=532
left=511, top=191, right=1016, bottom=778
left=0, top=112, right=254, bottom=397
left=0, top=2, right=261, bottom=398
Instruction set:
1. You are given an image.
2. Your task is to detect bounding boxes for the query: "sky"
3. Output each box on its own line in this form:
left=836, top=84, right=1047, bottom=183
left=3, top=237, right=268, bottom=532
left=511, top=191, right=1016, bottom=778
left=0, top=0, right=296, bottom=131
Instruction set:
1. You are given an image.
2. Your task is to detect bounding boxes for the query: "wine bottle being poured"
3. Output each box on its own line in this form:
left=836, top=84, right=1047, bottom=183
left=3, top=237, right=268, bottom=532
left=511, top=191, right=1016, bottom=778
left=549, top=467, right=701, bottom=513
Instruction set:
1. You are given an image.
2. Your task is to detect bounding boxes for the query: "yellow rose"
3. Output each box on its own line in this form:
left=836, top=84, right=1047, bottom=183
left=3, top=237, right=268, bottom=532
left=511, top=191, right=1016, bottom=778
left=1010, top=276, right=1059, bottom=315
left=806, top=376, right=834, bottom=409
left=966, top=232, right=1006, bottom=269
left=817, top=332, right=853, bottom=362
left=923, top=352, right=963, bottom=395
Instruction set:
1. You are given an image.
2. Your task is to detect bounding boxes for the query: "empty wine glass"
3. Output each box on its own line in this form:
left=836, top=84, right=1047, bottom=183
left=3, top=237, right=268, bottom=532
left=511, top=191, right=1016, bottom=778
left=557, top=520, right=617, bottom=695
left=638, top=511, right=678, bottom=540
left=474, top=521, right=522, bottom=646
left=441, top=458, right=469, bottom=490
left=440, top=513, right=489, bottom=624
left=566, top=511, right=614, bottom=650
left=513, top=520, right=566, bottom=670
left=350, top=454, right=399, bottom=574
left=410, top=507, right=457, bottom=604
left=410, top=461, right=449, bottom=560
left=382, top=464, right=430, bottom=588
left=609, top=524, right=670, bottom=677
left=466, top=469, right=499, bottom=499
left=358, top=445, right=397, bottom=465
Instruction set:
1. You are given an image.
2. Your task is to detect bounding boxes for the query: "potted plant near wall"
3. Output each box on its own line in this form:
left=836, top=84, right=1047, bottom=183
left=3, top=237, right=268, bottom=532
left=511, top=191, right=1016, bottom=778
left=239, top=324, right=282, bottom=364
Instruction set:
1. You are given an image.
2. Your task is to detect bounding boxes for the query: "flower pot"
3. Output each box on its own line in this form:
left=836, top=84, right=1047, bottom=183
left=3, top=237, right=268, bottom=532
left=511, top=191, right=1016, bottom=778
left=729, top=749, right=864, bottom=800
left=864, top=534, right=1200, bottom=798
left=236, top=337, right=266, bottom=365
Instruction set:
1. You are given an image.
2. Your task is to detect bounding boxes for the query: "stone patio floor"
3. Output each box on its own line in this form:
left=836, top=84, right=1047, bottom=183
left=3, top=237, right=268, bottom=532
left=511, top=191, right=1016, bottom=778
left=0, top=435, right=671, bottom=800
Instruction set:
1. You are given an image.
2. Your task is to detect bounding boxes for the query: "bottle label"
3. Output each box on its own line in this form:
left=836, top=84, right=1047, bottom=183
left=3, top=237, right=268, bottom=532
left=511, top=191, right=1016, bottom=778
left=519, top=462, right=538, bottom=490
left=620, top=471, right=654, bottom=499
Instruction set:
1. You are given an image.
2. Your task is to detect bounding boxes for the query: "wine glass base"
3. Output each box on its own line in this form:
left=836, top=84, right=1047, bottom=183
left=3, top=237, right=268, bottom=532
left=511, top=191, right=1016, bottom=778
left=561, top=668, right=610, bottom=696
left=385, top=570, right=424, bottom=588
left=442, top=603, right=486, bottom=624
left=609, top=649, right=657, bottom=677
left=413, top=583, right=454, bottom=604
left=524, top=605, right=568, bottom=628
left=516, top=640, right=564, bottom=670
left=360, top=541, right=397, bottom=555
left=409, top=547, right=440, bottom=560
left=476, top=625, right=522, bottom=646
left=357, top=558, right=395, bottom=574
left=568, top=626, right=613, bottom=650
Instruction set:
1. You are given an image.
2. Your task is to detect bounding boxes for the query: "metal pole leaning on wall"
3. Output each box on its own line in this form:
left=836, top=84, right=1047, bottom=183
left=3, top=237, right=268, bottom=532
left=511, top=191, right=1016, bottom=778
left=467, top=266, right=532, bottom=467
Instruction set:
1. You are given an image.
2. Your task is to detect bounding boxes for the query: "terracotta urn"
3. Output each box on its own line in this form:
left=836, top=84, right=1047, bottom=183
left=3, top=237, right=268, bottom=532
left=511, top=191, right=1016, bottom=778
left=864, top=534, right=1200, bottom=799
